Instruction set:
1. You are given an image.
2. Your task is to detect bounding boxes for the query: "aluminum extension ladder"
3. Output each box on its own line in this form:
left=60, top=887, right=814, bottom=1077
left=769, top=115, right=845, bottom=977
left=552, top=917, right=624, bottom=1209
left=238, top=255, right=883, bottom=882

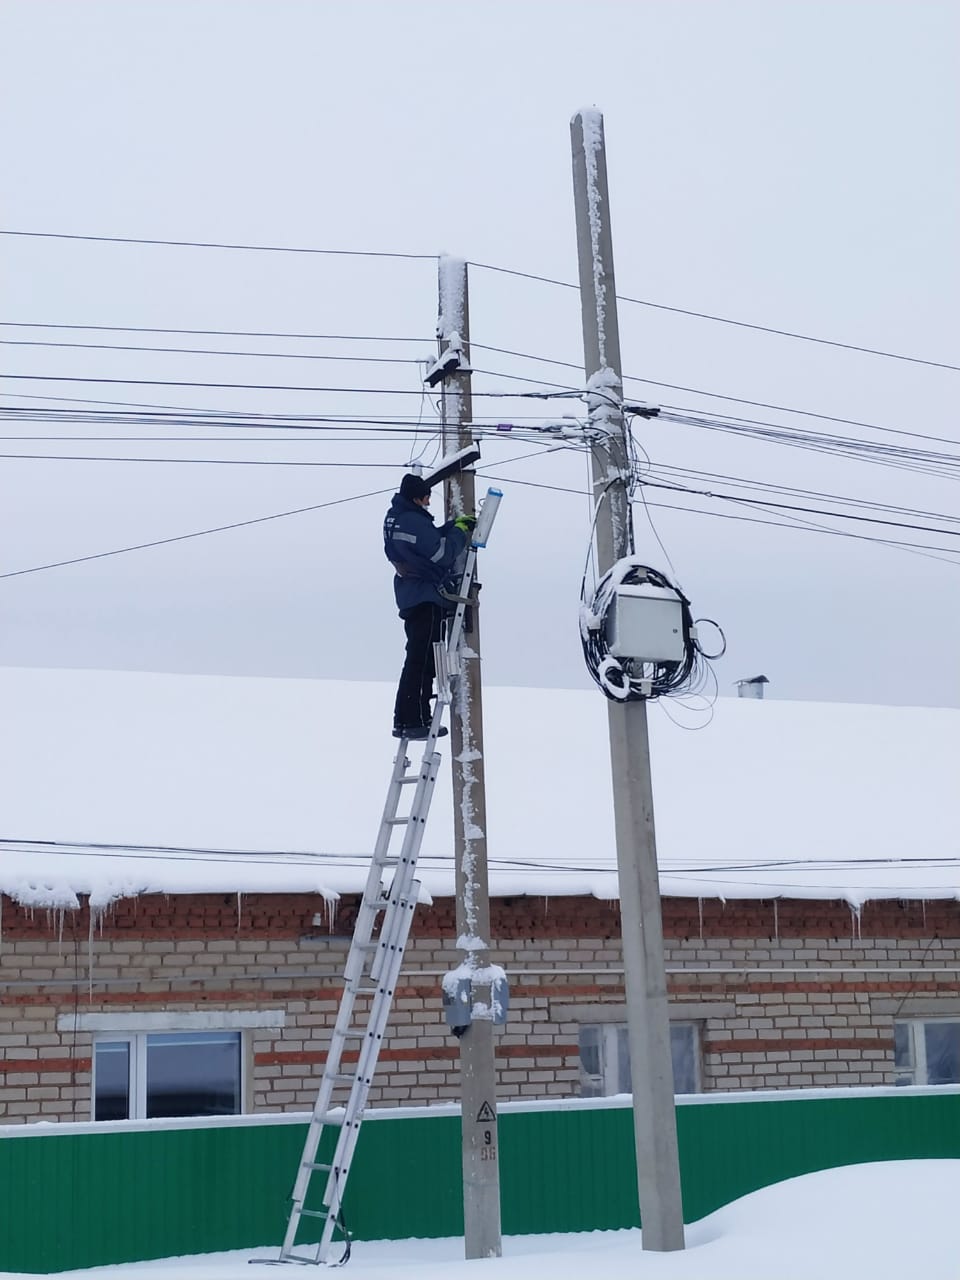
left=275, top=489, right=501, bottom=1267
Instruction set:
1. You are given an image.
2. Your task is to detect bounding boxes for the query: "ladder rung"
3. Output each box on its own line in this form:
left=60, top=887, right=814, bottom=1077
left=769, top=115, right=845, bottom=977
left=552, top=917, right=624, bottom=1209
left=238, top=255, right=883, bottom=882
left=302, top=1161, right=332, bottom=1173
left=385, top=816, right=411, bottom=826
left=311, top=1110, right=347, bottom=1125
left=397, top=775, right=420, bottom=785
left=298, top=1207, right=330, bottom=1221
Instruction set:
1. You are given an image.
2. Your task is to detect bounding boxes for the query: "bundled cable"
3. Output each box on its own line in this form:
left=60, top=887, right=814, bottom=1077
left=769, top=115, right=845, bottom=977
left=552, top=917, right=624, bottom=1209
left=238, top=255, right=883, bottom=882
left=579, top=556, right=725, bottom=702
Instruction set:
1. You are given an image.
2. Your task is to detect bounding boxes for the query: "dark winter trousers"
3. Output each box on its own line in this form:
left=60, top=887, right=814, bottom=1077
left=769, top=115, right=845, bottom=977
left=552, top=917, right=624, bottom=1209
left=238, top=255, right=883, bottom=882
left=393, top=602, right=444, bottom=731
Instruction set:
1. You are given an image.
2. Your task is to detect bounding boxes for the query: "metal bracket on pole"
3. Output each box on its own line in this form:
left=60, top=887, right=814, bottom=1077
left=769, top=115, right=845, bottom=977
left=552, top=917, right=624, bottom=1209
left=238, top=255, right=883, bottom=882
left=434, top=641, right=452, bottom=704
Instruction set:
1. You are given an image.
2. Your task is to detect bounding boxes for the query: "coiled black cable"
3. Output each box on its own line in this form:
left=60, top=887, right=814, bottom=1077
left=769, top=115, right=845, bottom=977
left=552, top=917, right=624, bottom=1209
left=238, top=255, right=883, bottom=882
left=580, top=558, right=725, bottom=702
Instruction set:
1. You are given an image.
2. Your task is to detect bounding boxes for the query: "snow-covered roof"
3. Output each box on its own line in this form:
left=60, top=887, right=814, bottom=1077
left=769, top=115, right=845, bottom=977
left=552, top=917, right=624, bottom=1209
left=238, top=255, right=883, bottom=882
left=1, top=666, right=958, bottom=910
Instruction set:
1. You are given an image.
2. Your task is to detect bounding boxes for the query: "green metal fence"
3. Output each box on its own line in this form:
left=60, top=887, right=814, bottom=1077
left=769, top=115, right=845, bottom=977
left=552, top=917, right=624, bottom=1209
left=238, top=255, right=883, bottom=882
left=1, top=1086, right=958, bottom=1273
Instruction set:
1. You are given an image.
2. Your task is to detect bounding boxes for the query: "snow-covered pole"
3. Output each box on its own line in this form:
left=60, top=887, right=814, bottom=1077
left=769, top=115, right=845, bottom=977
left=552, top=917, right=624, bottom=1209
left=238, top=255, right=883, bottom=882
left=571, top=109, right=686, bottom=1252
left=437, top=254, right=503, bottom=1261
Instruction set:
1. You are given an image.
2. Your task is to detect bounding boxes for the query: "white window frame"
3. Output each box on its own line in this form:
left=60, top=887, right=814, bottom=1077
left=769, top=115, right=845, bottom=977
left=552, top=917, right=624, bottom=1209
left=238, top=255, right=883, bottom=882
left=579, top=1021, right=701, bottom=1097
left=91, top=1029, right=247, bottom=1122
left=895, top=1018, right=960, bottom=1087
left=56, top=1009, right=285, bottom=1123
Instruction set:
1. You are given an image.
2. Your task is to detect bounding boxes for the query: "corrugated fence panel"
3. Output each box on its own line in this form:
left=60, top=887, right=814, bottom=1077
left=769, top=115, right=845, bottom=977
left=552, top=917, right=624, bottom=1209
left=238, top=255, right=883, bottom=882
left=2, top=1088, right=960, bottom=1273
left=500, top=1104, right=639, bottom=1234
left=676, top=1090, right=960, bottom=1222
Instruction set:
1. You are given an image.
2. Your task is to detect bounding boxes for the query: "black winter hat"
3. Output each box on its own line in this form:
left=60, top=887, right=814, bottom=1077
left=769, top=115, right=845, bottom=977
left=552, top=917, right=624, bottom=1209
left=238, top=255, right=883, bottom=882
left=399, top=473, right=431, bottom=501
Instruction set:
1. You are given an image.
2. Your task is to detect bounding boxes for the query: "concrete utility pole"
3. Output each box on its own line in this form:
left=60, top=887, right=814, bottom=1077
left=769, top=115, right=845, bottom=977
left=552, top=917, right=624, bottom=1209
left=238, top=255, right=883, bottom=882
left=436, top=255, right=503, bottom=1260
left=570, top=109, right=686, bottom=1252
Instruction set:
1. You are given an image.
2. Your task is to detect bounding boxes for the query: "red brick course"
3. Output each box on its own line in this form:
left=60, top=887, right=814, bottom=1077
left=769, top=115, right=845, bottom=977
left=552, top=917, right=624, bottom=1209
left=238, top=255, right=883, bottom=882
left=3, top=891, right=957, bottom=942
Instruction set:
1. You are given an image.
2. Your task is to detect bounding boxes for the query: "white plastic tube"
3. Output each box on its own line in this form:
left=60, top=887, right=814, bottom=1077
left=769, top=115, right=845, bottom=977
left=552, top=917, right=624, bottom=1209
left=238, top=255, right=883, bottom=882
left=471, top=487, right=502, bottom=548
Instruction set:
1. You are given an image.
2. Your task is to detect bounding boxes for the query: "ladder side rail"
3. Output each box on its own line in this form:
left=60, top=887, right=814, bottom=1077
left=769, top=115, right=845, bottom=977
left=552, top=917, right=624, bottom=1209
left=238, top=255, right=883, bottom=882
left=285, top=764, right=433, bottom=1258
left=317, top=886, right=421, bottom=1259
left=443, top=547, right=478, bottom=658
left=368, top=754, right=441, bottom=981
left=283, top=750, right=416, bottom=1256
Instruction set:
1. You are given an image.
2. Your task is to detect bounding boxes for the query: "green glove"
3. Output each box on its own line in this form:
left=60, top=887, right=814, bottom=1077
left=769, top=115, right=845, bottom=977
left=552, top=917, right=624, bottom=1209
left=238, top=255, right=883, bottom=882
left=454, top=514, right=477, bottom=534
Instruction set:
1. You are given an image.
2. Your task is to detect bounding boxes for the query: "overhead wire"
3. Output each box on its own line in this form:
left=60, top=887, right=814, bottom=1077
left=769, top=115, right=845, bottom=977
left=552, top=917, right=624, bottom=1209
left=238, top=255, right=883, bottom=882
left=5, top=227, right=957, bottom=369
left=0, top=443, right=575, bottom=581
left=0, top=372, right=580, bottom=398
left=0, top=230, right=436, bottom=260
left=0, top=338, right=430, bottom=364
left=641, top=459, right=960, bottom=526
left=0, top=322, right=434, bottom=343
left=476, top=472, right=960, bottom=561
left=5, top=326, right=956, bottom=447
left=0, top=484, right=396, bottom=581
left=465, top=260, right=960, bottom=372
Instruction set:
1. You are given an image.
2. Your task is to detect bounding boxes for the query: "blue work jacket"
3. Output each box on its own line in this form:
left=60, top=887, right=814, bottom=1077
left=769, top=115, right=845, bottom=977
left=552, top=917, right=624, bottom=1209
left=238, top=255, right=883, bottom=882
left=383, top=494, right=467, bottom=616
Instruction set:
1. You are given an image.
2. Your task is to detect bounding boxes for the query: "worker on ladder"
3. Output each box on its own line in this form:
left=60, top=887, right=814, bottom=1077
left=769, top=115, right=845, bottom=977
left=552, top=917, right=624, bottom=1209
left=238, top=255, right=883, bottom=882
left=384, top=473, right=476, bottom=740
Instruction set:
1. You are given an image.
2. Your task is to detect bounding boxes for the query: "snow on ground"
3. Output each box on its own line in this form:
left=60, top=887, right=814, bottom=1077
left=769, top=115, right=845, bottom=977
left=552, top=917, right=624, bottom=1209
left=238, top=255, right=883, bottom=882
left=10, top=1160, right=958, bottom=1280
left=2, top=666, right=959, bottom=908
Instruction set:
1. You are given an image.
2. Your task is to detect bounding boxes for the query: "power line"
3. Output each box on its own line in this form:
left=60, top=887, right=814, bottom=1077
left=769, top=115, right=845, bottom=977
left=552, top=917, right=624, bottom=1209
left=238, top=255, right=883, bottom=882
left=0, top=373, right=572, bottom=398
left=0, top=439, right=573, bottom=468
left=644, top=460, right=960, bottom=526
left=0, top=391, right=557, bottom=423
left=0, top=338, right=428, bottom=364
left=0, top=485, right=395, bottom=581
left=0, top=322, right=432, bottom=342
left=0, top=446, right=564, bottom=580
left=0, top=453, right=413, bottom=468
left=639, top=496, right=960, bottom=562
left=0, top=229, right=436, bottom=261
left=8, top=325, right=954, bottom=447
left=456, top=341, right=960, bottom=449
left=657, top=410, right=960, bottom=481
left=476, top=472, right=960, bottom=560
left=5, top=228, right=955, bottom=367
left=640, top=477, right=960, bottom=540
left=656, top=395, right=959, bottom=449
left=467, top=260, right=960, bottom=372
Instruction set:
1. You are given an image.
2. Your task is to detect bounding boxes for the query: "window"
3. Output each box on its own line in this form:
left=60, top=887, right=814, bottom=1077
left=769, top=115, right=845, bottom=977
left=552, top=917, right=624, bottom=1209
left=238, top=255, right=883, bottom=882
left=894, top=1019, right=960, bottom=1086
left=93, top=1031, right=243, bottom=1120
left=579, top=1022, right=700, bottom=1097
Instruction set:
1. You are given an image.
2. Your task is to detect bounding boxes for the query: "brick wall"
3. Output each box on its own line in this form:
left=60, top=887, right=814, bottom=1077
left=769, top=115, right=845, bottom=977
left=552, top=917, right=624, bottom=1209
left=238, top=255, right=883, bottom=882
left=1, top=893, right=958, bottom=1121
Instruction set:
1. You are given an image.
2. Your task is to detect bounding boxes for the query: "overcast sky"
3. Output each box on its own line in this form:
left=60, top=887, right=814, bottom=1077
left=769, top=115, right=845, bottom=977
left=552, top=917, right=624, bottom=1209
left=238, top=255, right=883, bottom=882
left=1, top=0, right=958, bottom=708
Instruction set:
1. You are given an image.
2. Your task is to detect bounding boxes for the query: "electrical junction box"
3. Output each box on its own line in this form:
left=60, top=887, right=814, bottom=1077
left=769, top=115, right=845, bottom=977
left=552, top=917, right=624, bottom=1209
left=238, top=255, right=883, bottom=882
left=443, top=977, right=473, bottom=1032
left=605, top=583, right=685, bottom=663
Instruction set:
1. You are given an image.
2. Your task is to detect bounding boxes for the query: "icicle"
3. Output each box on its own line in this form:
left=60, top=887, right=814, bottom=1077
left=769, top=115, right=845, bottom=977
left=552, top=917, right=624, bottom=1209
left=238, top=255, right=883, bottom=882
left=698, top=897, right=704, bottom=942
left=87, top=904, right=105, bottom=1000
left=236, top=891, right=243, bottom=933
left=849, top=902, right=862, bottom=943
left=57, top=907, right=65, bottom=951
left=326, top=896, right=336, bottom=933
left=773, top=899, right=780, bottom=943
left=922, top=899, right=927, bottom=931
left=87, top=905, right=95, bottom=1001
